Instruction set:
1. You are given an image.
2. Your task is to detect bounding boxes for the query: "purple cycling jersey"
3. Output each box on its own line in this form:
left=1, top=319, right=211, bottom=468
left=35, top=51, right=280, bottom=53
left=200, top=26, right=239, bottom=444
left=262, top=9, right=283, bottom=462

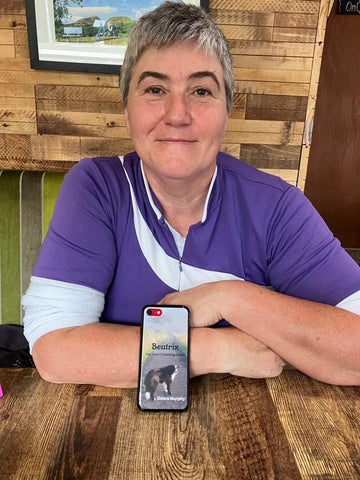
left=33, top=151, right=360, bottom=326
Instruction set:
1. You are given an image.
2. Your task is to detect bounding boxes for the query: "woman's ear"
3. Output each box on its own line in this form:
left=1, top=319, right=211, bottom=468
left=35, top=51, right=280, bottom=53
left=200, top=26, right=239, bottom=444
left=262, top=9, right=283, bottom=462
left=124, top=107, right=131, bottom=137
left=222, top=110, right=230, bottom=138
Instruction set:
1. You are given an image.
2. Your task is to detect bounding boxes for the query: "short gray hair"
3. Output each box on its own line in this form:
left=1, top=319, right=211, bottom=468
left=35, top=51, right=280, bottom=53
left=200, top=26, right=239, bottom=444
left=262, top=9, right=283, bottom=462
left=120, top=1, right=234, bottom=112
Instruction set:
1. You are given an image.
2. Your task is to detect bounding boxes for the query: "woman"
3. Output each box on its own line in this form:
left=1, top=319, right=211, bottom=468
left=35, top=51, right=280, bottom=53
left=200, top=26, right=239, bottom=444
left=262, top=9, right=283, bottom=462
left=23, top=1, right=360, bottom=387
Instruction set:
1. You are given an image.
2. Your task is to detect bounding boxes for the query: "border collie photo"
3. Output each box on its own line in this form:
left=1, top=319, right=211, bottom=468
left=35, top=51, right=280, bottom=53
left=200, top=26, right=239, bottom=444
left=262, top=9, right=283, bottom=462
left=144, top=364, right=179, bottom=400
left=140, top=355, right=188, bottom=410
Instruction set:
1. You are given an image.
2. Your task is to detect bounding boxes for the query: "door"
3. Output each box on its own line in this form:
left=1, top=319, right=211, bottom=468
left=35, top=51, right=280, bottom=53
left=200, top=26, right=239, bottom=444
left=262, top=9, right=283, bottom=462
left=304, top=3, right=360, bottom=247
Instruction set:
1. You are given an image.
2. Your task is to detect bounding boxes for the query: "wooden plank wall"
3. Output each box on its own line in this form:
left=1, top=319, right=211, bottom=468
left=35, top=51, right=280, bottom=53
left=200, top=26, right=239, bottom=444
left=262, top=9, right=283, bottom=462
left=0, top=0, right=331, bottom=325
left=0, top=0, right=331, bottom=183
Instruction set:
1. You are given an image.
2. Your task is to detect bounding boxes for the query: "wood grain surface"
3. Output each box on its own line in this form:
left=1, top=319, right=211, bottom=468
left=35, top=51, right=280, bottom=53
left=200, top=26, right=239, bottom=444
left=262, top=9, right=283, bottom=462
left=0, top=368, right=359, bottom=480
left=0, top=0, right=330, bottom=186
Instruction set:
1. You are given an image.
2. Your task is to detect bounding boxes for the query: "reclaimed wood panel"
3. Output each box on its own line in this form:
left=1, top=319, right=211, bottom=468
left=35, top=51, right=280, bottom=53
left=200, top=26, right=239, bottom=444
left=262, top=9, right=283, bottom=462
left=13, top=27, right=27, bottom=46
left=0, top=107, right=36, bottom=123
left=1, top=83, right=34, bottom=98
left=234, top=80, right=309, bottom=96
left=0, top=57, right=30, bottom=69
left=31, top=134, right=80, bottom=162
left=35, top=85, right=123, bottom=114
left=273, top=27, right=316, bottom=43
left=233, top=67, right=311, bottom=83
left=0, top=121, right=37, bottom=135
left=274, top=13, right=318, bottom=28
left=14, top=43, right=29, bottom=58
left=35, top=84, right=122, bottom=103
left=0, top=71, right=119, bottom=87
left=228, top=40, right=314, bottom=57
left=227, top=118, right=304, bottom=134
left=38, top=122, right=128, bottom=139
left=0, top=14, right=27, bottom=29
left=38, top=111, right=126, bottom=129
left=209, top=9, right=275, bottom=26
left=0, top=1, right=26, bottom=15
left=221, top=143, right=240, bottom=158
left=1, top=97, right=35, bottom=109
left=219, top=25, right=273, bottom=41
left=241, top=144, right=302, bottom=169
left=224, top=131, right=302, bottom=146
left=0, top=29, right=13, bottom=44
left=80, top=137, right=134, bottom=158
left=0, top=44, right=15, bottom=57
left=246, top=94, right=308, bottom=121
left=0, top=0, right=328, bottom=181
left=0, top=133, right=31, bottom=164
left=232, top=54, right=313, bottom=71
left=211, top=0, right=320, bottom=14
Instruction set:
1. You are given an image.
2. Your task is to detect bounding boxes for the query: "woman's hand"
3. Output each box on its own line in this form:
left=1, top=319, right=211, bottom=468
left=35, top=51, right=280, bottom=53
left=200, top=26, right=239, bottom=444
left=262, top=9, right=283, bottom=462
left=214, top=327, right=285, bottom=378
left=160, top=282, right=285, bottom=379
left=190, top=326, right=285, bottom=379
left=159, top=282, right=229, bottom=327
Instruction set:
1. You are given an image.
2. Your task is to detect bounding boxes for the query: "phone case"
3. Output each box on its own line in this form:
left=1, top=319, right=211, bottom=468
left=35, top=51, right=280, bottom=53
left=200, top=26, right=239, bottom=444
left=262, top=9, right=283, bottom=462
left=138, top=305, right=189, bottom=411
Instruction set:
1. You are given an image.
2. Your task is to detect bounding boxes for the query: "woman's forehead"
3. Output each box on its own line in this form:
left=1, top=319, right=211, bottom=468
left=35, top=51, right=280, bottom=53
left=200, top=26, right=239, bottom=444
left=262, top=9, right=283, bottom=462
left=133, top=43, right=222, bottom=75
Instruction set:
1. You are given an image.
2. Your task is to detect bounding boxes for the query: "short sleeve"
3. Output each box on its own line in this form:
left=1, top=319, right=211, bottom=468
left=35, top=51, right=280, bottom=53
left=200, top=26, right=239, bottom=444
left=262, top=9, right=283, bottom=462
left=33, top=158, right=118, bottom=293
left=266, top=186, right=360, bottom=305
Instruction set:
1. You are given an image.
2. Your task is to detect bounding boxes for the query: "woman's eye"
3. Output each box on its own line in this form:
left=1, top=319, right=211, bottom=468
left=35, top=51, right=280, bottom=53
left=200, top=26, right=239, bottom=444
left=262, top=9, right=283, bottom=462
left=145, top=87, right=164, bottom=95
left=194, top=88, right=210, bottom=97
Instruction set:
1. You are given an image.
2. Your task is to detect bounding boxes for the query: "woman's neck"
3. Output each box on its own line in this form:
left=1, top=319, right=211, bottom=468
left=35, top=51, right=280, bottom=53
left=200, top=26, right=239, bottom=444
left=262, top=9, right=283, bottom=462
left=160, top=190, right=208, bottom=237
left=144, top=168, right=215, bottom=238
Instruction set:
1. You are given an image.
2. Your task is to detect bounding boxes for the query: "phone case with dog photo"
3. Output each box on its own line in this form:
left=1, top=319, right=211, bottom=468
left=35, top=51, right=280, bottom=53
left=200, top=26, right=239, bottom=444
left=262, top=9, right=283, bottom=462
left=138, top=305, right=189, bottom=411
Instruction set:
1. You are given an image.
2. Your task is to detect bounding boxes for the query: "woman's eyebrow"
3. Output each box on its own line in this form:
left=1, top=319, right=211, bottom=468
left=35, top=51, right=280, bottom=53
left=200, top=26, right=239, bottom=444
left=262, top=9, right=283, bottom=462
left=136, top=70, right=221, bottom=89
left=137, top=71, right=169, bottom=86
left=189, top=71, right=220, bottom=89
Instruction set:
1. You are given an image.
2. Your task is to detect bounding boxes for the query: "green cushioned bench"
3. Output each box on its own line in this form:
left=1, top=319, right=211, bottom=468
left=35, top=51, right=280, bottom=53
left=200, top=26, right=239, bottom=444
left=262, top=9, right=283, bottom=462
left=0, top=171, right=64, bottom=326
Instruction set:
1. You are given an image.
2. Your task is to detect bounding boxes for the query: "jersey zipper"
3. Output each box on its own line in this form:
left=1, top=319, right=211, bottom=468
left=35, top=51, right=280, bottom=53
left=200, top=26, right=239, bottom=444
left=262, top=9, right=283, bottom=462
left=178, top=256, right=183, bottom=291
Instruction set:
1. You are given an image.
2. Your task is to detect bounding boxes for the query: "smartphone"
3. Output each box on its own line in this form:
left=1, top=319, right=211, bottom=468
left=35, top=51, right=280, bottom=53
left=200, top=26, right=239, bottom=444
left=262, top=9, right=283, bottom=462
left=138, top=305, right=189, bottom=412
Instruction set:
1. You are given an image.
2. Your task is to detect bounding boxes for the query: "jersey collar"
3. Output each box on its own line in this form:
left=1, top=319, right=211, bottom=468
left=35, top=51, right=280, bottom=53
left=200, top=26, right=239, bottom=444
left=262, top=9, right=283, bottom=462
left=140, top=159, right=218, bottom=224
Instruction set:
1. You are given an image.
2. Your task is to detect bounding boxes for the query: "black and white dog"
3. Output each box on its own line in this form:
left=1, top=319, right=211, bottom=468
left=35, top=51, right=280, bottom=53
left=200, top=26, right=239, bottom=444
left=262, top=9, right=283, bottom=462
left=144, top=364, right=179, bottom=400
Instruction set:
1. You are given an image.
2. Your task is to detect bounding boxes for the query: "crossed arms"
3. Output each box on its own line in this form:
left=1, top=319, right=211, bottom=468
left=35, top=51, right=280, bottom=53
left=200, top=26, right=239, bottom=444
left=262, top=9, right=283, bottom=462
left=29, top=279, right=360, bottom=387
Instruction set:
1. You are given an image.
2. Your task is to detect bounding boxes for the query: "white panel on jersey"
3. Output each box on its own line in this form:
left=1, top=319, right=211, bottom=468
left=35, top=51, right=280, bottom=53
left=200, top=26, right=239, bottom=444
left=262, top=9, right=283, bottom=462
left=119, top=157, right=243, bottom=291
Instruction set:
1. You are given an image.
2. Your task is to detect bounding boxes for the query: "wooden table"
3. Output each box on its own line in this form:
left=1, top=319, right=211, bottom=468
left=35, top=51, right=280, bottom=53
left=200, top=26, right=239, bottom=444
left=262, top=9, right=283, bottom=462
left=0, top=368, right=359, bottom=479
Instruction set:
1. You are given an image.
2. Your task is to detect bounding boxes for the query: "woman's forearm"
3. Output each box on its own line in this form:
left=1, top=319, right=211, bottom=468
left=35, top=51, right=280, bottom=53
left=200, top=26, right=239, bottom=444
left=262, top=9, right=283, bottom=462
left=32, top=319, right=285, bottom=387
left=217, top=281, right=360, bottom=385
left=32, top=323, right=141, bottom=388
left=32, top=323, right=219, bottom=387
left=160, top=281, right=360, bottom=385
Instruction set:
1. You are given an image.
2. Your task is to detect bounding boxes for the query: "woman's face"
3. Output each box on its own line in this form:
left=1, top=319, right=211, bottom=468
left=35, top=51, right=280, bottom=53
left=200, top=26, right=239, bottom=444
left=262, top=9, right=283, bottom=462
left=124, top=43, right=229, bottom=186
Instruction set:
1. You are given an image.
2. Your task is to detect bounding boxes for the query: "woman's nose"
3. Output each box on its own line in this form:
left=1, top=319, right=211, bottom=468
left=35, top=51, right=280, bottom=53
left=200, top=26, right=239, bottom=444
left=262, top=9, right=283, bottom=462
left=163, top=93, right=191, bottom=126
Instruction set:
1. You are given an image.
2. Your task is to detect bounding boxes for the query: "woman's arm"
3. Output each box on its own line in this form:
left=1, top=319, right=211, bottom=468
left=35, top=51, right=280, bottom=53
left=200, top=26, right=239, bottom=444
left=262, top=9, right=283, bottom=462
left=160, top=281, right=360, bottom=385
left=31, top=322, right=284, bottom=387
left=32, top=323, right=141, bottom=388
left=23, top=277, right=284, bottom=387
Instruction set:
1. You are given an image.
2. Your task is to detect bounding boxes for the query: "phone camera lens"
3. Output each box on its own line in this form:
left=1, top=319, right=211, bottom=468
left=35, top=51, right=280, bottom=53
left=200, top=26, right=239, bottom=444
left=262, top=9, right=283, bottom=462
left=147, top=309, right=153, bottom=316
